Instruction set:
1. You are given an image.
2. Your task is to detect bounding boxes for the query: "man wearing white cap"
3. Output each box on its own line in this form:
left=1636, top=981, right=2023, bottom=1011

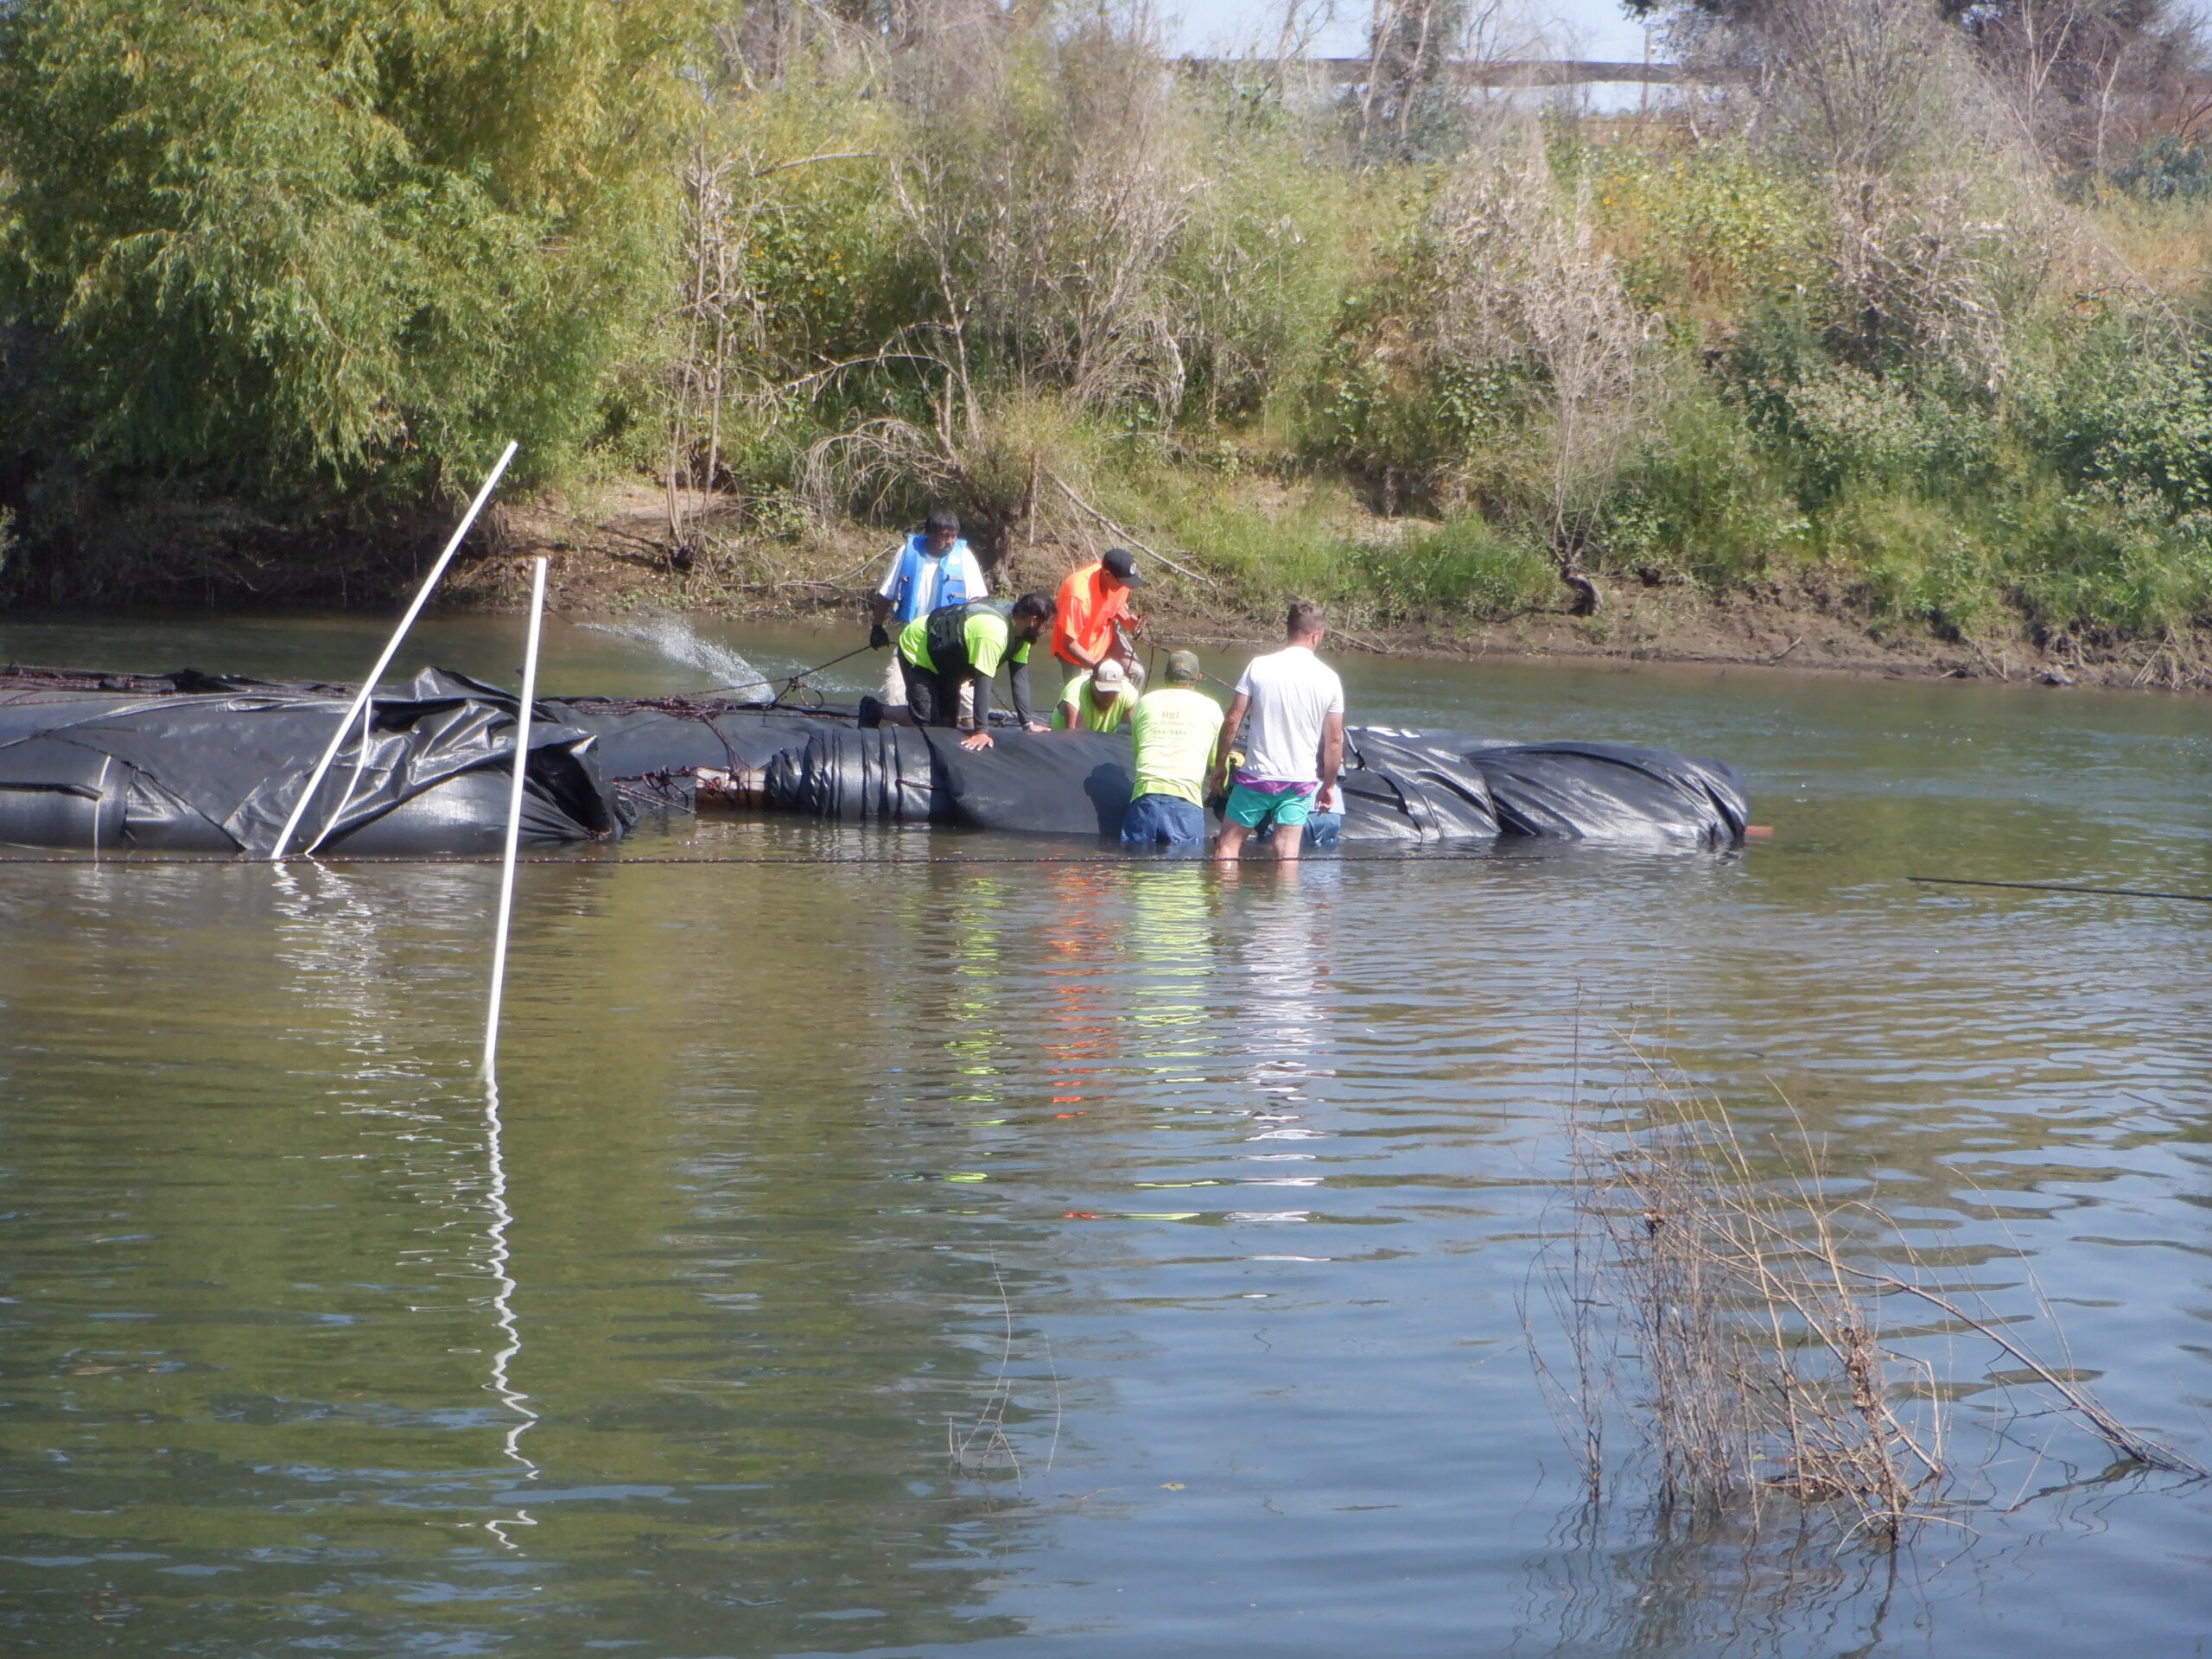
left=1052, top=657, right=1138, bottom=734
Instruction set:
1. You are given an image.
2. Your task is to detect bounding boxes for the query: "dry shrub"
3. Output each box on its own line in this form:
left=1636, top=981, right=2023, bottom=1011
left=1540, top=1046, right=2204, bottom=1548
left=791, top=5, right=1198, bottom=555
left=1352, top=0, right=1546, bottom=163
left=1425, top=119, right=1651, bottom=607
left=800, top=391, right=1102, bottom=561
left=658, top=39, right=906, bottom=556
left=883, top=3, right=1195, bottom=419
left=1672, top=0, right=2122, bottom=388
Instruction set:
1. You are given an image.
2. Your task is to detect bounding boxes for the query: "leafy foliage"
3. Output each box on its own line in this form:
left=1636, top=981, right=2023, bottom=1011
left=0, top=0, right=692, bottom=501
left=7, top=0, right=2212, bottom=647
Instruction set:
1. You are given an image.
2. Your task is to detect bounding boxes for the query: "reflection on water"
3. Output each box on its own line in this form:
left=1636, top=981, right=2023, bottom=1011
left=0, top=613, right=2208, bottom=1656
left=480, top=1078, right=540, bottom=1552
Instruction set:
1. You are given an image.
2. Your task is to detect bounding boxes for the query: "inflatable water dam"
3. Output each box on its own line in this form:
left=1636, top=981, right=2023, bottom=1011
left=0, top=667, right=624, bottom=855
left=0, top=664, right=1749, bottom=855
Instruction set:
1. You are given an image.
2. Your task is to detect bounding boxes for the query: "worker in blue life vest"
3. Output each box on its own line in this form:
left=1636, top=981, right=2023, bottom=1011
left=867, top=506, right=988, bottom=722
left=894, top=593, right=1055, bottom=751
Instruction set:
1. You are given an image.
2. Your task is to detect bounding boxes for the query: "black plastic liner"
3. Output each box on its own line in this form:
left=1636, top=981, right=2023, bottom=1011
left=0, top=671, right=622, bottom=855
left=549, top=700, right=850, bottom=778
left=682, top=720, right=1745, bottom=846
left=764, top=727, right=942, bottom=823
left=927, top=730, right=1139, bottom=836
left=1337, top=728, right=1503, bottom=842
left=0, top=664, right=1747, bottom=851
left=1465, top=740, right=1748, bottom=842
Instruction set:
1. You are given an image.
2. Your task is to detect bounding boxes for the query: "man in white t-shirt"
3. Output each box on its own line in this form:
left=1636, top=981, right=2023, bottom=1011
left=1210, top=600, right=1344, bottom=864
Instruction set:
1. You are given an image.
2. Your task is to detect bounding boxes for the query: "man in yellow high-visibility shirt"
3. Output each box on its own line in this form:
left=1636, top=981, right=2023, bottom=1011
left=1121, top=652, right=1223, bottom=854
left=1052, top=657, right=1137, bottom=734
left=895, top=593, right=1054, bottom=752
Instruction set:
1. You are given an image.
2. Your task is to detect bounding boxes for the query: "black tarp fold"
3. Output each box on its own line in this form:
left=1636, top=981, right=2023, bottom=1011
left=0, top=684, right=621, bottom=855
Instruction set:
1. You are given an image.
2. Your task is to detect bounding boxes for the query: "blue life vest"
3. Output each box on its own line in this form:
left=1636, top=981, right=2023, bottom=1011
left=884, top=535, right=977, bottom=624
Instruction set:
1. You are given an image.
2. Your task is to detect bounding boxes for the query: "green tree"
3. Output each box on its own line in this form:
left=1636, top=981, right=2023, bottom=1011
left=0, top=0, right=695, bottom=503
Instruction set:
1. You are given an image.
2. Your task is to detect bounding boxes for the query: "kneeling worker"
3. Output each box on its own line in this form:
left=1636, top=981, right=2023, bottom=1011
left=1121, top=651, right=1224, bottom=853
left=1053, top=657, right=1137, bottom=734
left=897, top=593, right=1056, bottom=752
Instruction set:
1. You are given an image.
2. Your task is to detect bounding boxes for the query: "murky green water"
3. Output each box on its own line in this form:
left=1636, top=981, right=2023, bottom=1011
left=2, top=610, right=2209, bottom=1656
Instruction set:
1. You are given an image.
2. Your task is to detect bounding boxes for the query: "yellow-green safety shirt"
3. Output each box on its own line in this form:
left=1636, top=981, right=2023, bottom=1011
left=1052, top=672, right=1138, bottom=733
left=898, top=611, right=1030, bottom=677
left=1128, top=685, right=1224, bottom=807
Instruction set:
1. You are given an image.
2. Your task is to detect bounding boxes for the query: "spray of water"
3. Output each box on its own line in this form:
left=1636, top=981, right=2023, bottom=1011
left=581, top=618, right=772, bottom=702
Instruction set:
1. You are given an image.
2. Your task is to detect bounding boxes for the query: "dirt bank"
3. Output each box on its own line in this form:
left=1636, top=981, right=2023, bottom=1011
left=434, top=483, right=2209, bottom=696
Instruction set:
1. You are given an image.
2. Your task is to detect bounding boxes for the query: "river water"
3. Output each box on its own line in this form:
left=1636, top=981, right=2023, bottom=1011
left=1, top=611, right=2208, bottom=1657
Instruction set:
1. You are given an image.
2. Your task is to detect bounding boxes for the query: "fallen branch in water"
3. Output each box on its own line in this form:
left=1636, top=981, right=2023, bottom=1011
left=1827, top=1262, right=2208, bottom=1478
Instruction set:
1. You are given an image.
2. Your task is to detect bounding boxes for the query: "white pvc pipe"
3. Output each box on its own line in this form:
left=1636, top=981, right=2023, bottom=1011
left=480, top=556, right=549, bottom=1079
left=268, top=440, right=519, bottom=861
left=301, top=696, right=376, bottom=858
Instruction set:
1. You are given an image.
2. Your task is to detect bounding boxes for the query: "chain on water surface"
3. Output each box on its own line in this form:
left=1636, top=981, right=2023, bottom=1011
left=0, top=849, right=1595, bottom=868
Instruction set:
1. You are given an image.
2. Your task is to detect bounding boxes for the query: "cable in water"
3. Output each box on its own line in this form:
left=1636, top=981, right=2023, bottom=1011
left=1908, top=874, right=2212, bottom=904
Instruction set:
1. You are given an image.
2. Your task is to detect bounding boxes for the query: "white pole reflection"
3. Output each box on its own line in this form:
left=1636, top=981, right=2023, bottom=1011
left=482, top=1077, right=539, bottom=1550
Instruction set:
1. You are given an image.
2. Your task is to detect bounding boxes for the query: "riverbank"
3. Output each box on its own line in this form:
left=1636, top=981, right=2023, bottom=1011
left=420, top=480, right=2212, bottom=696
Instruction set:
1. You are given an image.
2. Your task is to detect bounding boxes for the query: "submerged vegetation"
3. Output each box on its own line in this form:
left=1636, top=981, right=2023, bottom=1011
left=1542, top=1050, right=2207, bottom=1550
left=8, top=0, right=2212, bottom=666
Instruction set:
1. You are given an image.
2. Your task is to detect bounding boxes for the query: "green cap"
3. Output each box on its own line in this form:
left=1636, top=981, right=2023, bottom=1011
left=1164, top=650, right=1203, bottom=685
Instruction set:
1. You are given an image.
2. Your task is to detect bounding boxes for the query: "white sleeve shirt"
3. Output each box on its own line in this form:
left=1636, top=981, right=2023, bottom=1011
left=1233, top=645, right=1344, bottom=785
left=876, top=542, right=990, bottom=615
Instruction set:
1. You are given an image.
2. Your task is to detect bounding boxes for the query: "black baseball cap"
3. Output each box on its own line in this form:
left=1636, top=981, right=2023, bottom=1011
left=1102, top=547, right=1144, bottom=586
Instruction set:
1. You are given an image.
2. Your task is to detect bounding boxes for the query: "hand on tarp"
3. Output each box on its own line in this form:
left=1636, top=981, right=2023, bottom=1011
left=960, top=729, right=995, bottom=752
left=1023, top=721, right=1050, bottom=735
left=868, top=623, right=890, bottom=651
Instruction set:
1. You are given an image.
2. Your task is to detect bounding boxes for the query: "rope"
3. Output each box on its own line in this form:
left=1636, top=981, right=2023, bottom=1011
left=1908, top=874, right=2212, bottom=905
left=769, top=643, right=875, bottom=708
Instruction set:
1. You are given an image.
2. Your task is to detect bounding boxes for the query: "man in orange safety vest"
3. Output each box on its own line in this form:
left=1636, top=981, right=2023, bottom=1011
left=1051, top=546, right=1144, bottom=705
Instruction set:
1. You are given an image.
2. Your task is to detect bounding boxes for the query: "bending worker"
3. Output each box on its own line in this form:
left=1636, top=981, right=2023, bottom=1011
left=1053, top=657, right=1137, bottom=733
left=896, top=593, right=1055, bottom=752
left=1121, top=651, right=1224, bottom=854
left=1211, top=600, right=1344, bottom=864
left=1052, top=546, right=1143, bottom=703
left=867, top=506, right=987, bottom=724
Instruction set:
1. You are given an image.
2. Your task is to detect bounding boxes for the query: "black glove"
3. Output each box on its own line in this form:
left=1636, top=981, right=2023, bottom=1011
left=868, top=623, right=890, bottom=651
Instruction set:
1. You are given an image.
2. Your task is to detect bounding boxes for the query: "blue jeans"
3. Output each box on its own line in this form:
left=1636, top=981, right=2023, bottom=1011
left=1120, top=793, right=1206, bottom=853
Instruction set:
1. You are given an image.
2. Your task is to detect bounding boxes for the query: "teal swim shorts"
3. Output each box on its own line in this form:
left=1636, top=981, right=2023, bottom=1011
left=1223, top=781, right=1317, bottom=830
